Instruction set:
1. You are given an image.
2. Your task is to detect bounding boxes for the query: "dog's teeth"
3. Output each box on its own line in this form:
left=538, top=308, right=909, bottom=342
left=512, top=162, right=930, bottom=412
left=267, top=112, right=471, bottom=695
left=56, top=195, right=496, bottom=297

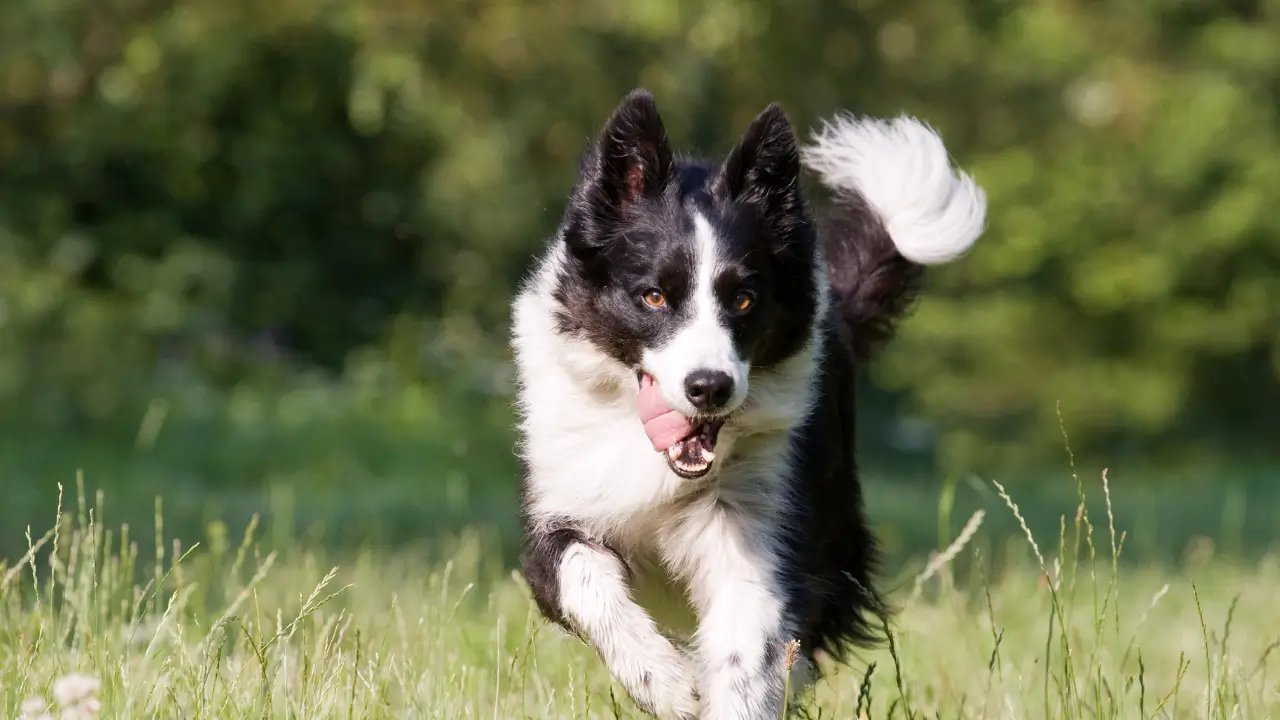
left=664, top=439, right=717, bottom=477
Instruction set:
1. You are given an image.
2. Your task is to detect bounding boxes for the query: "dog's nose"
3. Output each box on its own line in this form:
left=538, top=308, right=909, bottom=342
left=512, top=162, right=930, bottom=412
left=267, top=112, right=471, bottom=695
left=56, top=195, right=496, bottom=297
left=684, top=370, right=734, bottom=411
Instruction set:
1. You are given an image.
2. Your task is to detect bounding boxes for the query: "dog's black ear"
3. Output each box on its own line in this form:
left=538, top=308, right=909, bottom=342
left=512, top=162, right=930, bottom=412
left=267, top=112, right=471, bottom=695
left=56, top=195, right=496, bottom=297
left=592, top=89, right=673, bottom=214
left=714, top=104, right=806, bottom=247
left=564, top=90, right=674, bottom=276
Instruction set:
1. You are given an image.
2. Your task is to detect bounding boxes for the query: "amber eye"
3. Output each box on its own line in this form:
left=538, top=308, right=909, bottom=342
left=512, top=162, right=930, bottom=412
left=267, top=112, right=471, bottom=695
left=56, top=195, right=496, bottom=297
left=732, top=291, right=755, bottom=313
left=642, top=289, right=667, bottom=308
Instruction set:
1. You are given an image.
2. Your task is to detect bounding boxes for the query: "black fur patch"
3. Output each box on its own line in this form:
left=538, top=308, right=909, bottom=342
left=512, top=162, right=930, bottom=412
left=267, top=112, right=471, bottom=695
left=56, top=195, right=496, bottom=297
left=519, top=458, right=630, bottom=630
left=761, top=639, right=782, bottom=674
left=821, top=193, right=924, bottom=361
left=519, top=519, right=586, bottom=629
left=776, top=318, right=890, bottom=661
left=520, top=516, right=634, bottom=633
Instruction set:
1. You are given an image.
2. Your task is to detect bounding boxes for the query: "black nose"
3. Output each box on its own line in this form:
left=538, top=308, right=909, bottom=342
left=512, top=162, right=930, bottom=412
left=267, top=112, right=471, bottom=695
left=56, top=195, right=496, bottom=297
left=684, top=370, right=734, bottom=411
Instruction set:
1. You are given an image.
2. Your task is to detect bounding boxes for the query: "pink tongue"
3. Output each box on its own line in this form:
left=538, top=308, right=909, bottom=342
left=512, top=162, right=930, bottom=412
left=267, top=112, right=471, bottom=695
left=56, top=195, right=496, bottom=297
left=637, top=374, right=695, bottom=452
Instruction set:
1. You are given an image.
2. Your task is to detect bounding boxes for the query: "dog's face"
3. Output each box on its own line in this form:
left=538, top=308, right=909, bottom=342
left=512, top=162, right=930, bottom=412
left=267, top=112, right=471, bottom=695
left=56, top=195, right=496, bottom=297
left=553, top=90, right=820, bottom=419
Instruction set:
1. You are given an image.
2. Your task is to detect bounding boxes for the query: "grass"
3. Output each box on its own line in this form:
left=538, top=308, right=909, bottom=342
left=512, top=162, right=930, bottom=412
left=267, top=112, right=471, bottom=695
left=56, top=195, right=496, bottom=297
left=3, top=472, right=1280, bottom=719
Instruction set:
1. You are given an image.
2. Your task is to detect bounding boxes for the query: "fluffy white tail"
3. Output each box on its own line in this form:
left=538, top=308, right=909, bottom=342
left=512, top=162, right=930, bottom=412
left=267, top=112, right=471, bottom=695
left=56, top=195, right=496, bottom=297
left=801, top=114, right=987, bottom=265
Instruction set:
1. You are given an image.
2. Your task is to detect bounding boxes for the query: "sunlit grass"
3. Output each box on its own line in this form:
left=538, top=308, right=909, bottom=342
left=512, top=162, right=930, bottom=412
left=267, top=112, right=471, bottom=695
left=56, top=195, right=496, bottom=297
left=3, top=472, right=1279, bottom=719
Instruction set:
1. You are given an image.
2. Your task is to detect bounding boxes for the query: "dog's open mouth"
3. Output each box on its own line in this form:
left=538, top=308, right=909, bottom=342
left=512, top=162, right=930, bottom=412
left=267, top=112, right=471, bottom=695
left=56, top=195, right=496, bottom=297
left=663, top=417, right=726, bottom=478
left=637, top=373, right=728, bottom=479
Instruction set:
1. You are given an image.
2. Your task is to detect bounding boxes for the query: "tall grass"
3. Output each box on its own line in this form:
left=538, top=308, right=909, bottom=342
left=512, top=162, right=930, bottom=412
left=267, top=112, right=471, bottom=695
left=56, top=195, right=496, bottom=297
left=2, top=469, right=1279, bottom=718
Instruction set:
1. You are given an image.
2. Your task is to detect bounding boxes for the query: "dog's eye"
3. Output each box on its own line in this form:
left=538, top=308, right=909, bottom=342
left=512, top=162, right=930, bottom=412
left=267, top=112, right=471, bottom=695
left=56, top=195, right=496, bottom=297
left=732, top=291, right=755, bottom=313
left=642, top=289, right=667, bottom=308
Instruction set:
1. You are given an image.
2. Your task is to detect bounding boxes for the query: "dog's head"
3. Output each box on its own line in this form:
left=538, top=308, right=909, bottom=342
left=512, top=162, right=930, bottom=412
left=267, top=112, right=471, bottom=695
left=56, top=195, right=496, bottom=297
left=553, top=90, right=822, bottom=426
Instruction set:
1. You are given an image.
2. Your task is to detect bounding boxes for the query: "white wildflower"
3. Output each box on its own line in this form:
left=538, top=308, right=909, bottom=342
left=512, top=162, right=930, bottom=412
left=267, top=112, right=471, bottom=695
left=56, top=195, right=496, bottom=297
left=19, top=696, right=53, bottom=720
left=51, top=673, right=101, bottom=718
left=52, top=674, right=99, bottom=706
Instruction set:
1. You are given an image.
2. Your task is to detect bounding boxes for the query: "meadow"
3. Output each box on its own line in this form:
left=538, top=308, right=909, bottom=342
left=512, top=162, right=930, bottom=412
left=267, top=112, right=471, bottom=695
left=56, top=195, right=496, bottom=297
left=4, top=467, right=1279, bottom=719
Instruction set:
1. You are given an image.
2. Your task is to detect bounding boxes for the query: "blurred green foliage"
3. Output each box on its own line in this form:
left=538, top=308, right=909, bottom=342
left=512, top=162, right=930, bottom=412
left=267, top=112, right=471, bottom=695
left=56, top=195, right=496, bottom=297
left=1, top=0, right=1277, bottom=488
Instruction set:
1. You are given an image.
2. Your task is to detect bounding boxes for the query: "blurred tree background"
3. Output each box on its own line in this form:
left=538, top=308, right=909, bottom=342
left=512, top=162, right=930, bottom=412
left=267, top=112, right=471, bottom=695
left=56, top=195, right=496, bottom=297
left=2, top=0, right=1278, bottom=563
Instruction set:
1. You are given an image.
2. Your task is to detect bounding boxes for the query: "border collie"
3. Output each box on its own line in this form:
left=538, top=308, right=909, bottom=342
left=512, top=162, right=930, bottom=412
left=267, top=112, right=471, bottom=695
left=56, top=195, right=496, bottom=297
left=511, top=89, right=986, bottom=719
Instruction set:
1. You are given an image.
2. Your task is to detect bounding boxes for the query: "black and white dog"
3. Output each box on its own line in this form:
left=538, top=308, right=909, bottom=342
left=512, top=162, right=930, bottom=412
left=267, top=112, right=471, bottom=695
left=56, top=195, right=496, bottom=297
left=511, top=89, right=985, bottom=719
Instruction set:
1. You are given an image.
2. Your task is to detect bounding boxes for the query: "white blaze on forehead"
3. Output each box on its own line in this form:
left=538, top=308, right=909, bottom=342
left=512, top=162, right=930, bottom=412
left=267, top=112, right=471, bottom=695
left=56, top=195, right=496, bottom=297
left=641, top=212, right=750, bottom=416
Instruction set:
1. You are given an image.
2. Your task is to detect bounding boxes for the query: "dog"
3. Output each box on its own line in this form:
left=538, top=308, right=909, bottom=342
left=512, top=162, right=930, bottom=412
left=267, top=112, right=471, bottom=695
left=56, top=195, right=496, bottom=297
left=510, top=89, right=986, bottom=719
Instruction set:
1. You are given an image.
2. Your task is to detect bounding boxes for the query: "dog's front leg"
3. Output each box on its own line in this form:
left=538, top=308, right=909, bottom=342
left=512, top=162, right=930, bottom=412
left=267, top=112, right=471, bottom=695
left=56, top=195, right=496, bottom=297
left=523, top=526, right=698, bottom=719
left=671, top=501, right=806, bottom=720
